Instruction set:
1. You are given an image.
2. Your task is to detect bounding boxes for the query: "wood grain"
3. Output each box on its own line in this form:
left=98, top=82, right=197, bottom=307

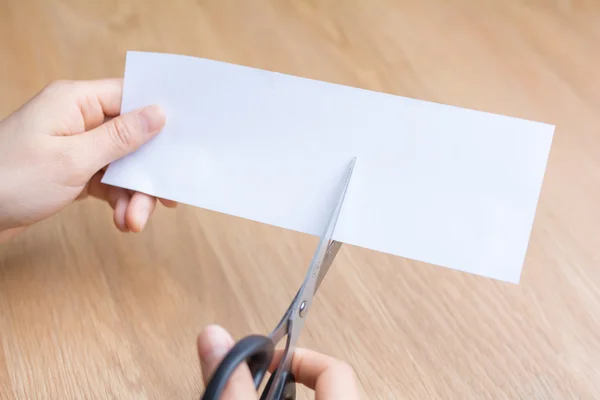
left=1, top=0, right=600, bottom=398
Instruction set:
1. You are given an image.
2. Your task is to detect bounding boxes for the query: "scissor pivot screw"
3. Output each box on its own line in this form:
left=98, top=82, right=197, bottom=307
left=299, top=301, right=307, bottom=317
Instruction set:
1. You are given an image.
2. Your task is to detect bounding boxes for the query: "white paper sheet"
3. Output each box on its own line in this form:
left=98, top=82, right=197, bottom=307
left=102, top=51, right=554, bottom=283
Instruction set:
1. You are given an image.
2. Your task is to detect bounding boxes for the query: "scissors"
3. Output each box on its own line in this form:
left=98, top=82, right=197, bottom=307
left=200, top=157, right=356, bottom=400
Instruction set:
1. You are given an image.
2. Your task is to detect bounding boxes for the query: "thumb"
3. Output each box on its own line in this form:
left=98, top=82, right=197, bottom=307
left=198, top=325, right=257, bottom=400
left=77, top=105, right=166, bottom=172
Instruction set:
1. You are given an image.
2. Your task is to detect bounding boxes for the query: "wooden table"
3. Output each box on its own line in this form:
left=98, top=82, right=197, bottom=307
left=1, top=1, right=599, bottom=398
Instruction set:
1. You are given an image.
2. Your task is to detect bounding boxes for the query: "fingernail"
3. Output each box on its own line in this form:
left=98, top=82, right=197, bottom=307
left=138, top=105, right=166, bottom=135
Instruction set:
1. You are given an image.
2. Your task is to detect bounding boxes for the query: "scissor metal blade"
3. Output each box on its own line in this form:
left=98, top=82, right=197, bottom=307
left=295, top=157, right=356, bottom=307
left=262, top=158, right=356, bottom=400
left=314, top=240, right=342, bottom=293
left=268, top=241, right=341, bottom=346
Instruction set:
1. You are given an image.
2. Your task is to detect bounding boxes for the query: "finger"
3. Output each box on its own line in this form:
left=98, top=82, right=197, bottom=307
left=197, top=325, right=256, bottom=400
left=81, top=78, right=124, bottom=118
left=112, top=189, right=131, bottom=232
left=71, top=104, right=166, bottom=176
left=159, top=198, right=178, bottom=208
left=86, top=174, right=127, bottom=211
left=38, top=79, right=124, bottom=134
left=84, top=171, right=174, bottom=229
left=269, top=348, right=359, bottom=400
left=125, top=192, right=156, bottom=232
left=75, top=78, right=124, bottom=131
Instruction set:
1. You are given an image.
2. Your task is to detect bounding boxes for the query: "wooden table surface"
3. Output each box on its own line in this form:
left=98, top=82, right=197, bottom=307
left=1, top=1, right=600, bottom=399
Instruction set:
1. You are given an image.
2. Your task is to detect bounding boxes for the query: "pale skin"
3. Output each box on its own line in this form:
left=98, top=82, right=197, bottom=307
left=0, top=78, right=176, bottom=240
left=0, top=79, right=360, bottom=398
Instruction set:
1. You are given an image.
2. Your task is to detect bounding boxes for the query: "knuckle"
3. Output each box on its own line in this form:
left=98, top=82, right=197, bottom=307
left=44, top=80, right=66, bottom=91
left=40, top=80, right=80, bottom=103
left=107, top=117, right=138, bottom=149
left=42, top=79, right=72, bottom=94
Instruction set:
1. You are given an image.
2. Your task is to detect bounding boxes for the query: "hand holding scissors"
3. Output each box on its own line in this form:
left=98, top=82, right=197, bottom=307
left=197, top=325, right=360, bottom=399
left=199, top=158, right=358, bottom=400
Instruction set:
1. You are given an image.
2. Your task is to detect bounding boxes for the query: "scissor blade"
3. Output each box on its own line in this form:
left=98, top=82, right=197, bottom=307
left=314, top=241, right=342, bottom=293
left=262, top=158, right=356, bottom=400
left=321, top=158, right=355, bottom=247
left=302, top=157, right=356, bottom=298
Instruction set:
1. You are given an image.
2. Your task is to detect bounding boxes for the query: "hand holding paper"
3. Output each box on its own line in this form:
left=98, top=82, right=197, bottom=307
left=102, top=51, right=554, bottom=284
left=0, top=77, right=176, bottom=241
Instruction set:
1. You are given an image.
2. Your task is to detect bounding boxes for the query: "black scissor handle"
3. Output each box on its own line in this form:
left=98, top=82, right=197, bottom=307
left=200, top=335, right=274, bottom=400
left=261, top=367, right=296, bottom=400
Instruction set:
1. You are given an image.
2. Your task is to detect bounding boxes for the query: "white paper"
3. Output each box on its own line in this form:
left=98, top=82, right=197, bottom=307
left=102, top=51, right=554, bottom=284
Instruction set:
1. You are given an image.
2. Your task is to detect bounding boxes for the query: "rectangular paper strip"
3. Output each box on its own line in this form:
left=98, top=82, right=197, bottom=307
left=102, top=51, right=554, bottom=283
